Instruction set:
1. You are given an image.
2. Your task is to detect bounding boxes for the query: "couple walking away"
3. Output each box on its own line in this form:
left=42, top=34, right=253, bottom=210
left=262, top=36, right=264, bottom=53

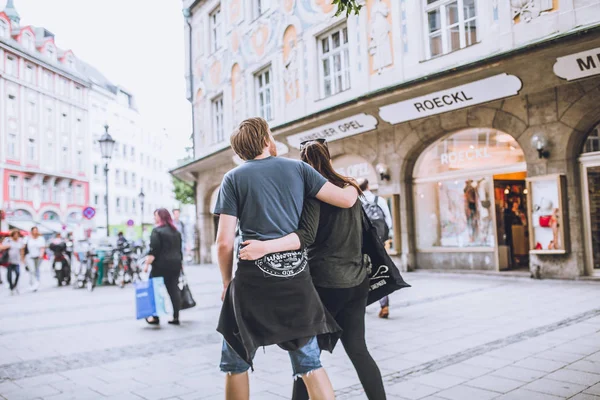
left=214, top=117, right=386, bottom=399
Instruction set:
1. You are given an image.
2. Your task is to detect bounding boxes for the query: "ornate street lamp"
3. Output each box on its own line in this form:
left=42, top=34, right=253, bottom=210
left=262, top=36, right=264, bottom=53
left=138, top=188, right=145, bottom=240
left=98, top=124, right=116, bottom=237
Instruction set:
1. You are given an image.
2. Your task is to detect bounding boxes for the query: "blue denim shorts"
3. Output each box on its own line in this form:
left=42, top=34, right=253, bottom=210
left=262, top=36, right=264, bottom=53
left=220, top=336, right=322, bottom=377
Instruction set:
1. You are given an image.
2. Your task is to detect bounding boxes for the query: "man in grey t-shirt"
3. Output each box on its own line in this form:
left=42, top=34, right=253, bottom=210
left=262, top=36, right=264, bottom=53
left=214, top=117, right=358, bottom=399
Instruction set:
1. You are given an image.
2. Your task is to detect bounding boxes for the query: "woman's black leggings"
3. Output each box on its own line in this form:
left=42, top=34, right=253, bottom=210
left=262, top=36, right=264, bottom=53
left=151, top=272, right=181, bottom=320
left=292, top=278, right=386, bottom=400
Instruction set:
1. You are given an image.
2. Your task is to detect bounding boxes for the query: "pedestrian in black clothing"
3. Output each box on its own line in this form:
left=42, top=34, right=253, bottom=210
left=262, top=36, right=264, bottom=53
left=240, top=139, right=386, bottom=400
left=143, top=208, right=182, bottom=326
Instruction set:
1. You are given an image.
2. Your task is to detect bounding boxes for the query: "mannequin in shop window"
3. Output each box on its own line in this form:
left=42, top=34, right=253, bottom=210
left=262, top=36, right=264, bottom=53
left=463, top=180, right=479, bottom=243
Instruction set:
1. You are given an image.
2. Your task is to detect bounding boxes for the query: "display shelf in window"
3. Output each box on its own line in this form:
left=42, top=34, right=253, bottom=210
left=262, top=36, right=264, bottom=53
left=526, top=174, right=569, bottom=254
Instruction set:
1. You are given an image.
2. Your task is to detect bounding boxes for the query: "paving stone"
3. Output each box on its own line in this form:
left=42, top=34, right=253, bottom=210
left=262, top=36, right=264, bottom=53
left=132, top=384, right=195, bottom=400
left=536, top=350, right=586, bottom=364
left=585, top=382, right=600, bottom=396
left=494, top=388, right=564, bottom=400
left=386, top=381, right=440, bottom=399
left=522, top=377, right=587, bottom=398
left=491, top=365, right=548, bottom=383
left=435, top=384, right=498, bottom=400
left=513, top=357, right=568, bottom=372
left=408, top=372, right=468, bottom=389
left=570, top=394, right=600, bottom=400
left=436, top=363, right=493, bottom=379
left=465, top=375, right=524, bottom=393
left=545, top=369, right=600, bottom=387
left=13, top=373, right=67, bottom=389
left=463, top=355, right=515, bottom=370
left=568, top=360, right=600, bottom=375
left=3, top=384, right=60, bottom=400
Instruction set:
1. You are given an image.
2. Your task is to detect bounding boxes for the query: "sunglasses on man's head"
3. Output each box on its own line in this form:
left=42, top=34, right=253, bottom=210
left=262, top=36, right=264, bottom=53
left=300, top=138, right=327, bottom=151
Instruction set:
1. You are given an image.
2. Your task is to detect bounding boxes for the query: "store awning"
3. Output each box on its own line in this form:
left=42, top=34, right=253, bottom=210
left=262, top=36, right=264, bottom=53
left=7, top=221, right=52, bottom=235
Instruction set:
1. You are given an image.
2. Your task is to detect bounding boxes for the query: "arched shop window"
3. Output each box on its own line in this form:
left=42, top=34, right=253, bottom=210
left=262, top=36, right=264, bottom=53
left=582, top=125, right=600, bottom=154
left=413, top=128, right=526, bottom=249
left=11, top=209, right=33, bottom=221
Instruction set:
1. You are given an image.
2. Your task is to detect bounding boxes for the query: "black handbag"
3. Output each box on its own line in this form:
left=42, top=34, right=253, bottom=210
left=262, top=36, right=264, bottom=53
left=179, top=272, right=196, bottom=310
left=362, top=208, right=411, bottom=305
left=0, top=250, right=8, bottom=266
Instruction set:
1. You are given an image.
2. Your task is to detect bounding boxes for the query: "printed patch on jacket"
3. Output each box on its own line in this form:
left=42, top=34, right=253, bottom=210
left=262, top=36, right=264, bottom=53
left=255, top=250, right=308, bottom=277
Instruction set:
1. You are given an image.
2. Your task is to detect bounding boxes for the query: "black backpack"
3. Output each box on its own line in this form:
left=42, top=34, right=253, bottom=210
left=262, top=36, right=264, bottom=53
left=362, top=196, right=389, bottom=241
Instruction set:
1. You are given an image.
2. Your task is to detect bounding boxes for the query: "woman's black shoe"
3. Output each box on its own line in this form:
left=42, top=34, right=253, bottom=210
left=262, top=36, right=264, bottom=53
left=168, top=319, right=180, bottom=325
left=145, top=317, right=160, bottom=325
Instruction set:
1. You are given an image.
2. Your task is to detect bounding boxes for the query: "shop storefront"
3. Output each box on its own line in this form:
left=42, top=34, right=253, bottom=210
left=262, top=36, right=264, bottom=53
left=172, top=29, right=600, bottom=279
left=413, top=128, right=527, bottom=271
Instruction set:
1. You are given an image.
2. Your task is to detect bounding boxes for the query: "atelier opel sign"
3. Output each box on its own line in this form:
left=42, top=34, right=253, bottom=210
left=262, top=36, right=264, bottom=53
left=553, top=46, right=600, bottom=81
left=378, top=74, right=523, bottom=125
left=286, top=113, right=378, bottom=149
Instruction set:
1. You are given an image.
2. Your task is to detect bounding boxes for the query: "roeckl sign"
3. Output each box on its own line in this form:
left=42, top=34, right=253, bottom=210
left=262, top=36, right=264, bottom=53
left=379, top=73, right=523, bottom=125
left=553, top=46, right=600, bottom=81
left=286, top=113, right=378, bottom=149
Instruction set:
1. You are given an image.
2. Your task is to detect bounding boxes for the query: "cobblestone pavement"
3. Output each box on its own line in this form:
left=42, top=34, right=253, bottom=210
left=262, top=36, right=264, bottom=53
left=1, top=263, right=600, bottom=399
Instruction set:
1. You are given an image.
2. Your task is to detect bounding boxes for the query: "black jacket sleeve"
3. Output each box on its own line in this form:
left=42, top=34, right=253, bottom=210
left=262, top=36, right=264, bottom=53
left=148, top=229, right=161, bottom=258
left=294, top=198, right=320, bottom=249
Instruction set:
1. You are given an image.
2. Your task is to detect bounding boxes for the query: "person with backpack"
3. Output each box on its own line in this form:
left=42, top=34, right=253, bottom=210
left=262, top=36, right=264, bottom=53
left=358, top=179, right=393, bottom=319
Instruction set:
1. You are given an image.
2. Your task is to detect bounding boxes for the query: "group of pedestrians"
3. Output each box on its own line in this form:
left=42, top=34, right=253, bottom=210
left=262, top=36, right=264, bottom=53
left=0, top=227, right=47, bottom=294
left=213, top=117, right=388, bottom=399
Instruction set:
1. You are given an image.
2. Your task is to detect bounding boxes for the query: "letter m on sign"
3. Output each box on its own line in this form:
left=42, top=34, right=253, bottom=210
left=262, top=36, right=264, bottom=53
left=577, top=56, right=597, bottom=72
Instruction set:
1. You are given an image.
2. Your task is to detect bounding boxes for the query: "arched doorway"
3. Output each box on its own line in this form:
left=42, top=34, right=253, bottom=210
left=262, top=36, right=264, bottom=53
left=580, top=124, right=600, bottom=276
left=412, top=127, right=527, bottom=271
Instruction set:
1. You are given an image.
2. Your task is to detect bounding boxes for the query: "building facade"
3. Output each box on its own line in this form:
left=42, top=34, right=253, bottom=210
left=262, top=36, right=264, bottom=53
left=0, top=1, right=90, bottom=235
left=174, top=0, right=600, bottom=279
left=82, top=63, right=176, bottom=239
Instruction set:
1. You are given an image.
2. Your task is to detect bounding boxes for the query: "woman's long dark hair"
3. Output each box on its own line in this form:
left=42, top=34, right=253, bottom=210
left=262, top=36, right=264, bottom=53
left=155, top=208, right=177, bottom=231
left=301, top=141, right=362, bottom=194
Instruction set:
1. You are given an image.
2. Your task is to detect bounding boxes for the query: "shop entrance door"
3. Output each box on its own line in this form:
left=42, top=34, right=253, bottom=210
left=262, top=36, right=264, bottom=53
left=581, top=155, right=600, bottom=276
left=493, top=172, right=529, bottom=270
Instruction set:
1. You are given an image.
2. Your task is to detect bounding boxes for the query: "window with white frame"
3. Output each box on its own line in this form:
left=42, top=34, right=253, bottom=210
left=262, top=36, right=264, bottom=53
left=60, top=112, right=68, bottom=132
left=210, top=6, right=222, bottom=53
left=61, top=144, right=70, bottom=169
left=22, top=32, right=34, bottom=51
left=25, top=64, right=35, bottom=84
left=254, top=0, right=270, bottom=18
left=7, top=94, right=17, bottom=117
left=212, top=95, right=224, bottom=143
left=52, top=183, right=59, bottom=203
left=116, top=197, right=121, bottom=213
left=76, top=150, right=84, bottom=172
left=58, top=78, right=66, bottom=95
left=46, top=107, right=53, bottom=126
left=0, top=19, right=8, bottom=38
left=425, top=0, right=477, bottom=59
left=27, top=136, right=36, bottom=162
left=124, top=197, right=129, bottom=213
left=94, top=164, right=99, bottom=178
left=75, top=86, right=83, bottom=102
left=27, top=101, right=37, bottom=121
left=43, top=71, right=53, bottom=91
left=46, top=132, right=54, bottom=169
left=46, top=46, right=56, bottom=61
left=76, top=185, right=84, bottom=205
left=256, top=67, right=273, bottom=121
left=132, top=173, right=137, bottom=184
left=6, top=55, right=17, bottom=76
left=7, top=121, right=17, bottom=158
left=23, top=178, right=32, bottom=201
left=124, top=171, right=128, bottom=185
left=115, top=169, right=121, bottom=184
left=318, top=25, right=351, bottom=98
left=132, top=199, right=136, bottom=211
left=123, top=144, right=127, bottom=158
left=9, top=176, right=19, bottom=199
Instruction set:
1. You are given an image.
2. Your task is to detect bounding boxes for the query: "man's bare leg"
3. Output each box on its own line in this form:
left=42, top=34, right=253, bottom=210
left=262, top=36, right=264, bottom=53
left=302, top=368, right=335, bottom=400
left=225, top=372, right=249, bottom=400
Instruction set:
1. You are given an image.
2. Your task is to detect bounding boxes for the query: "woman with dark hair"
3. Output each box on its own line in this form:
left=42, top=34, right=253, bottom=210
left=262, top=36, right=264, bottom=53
left=240, top=139, right=387, bottom=399
left=0, top=229, right=25, bottom=295
left=143, top=208, right=183, bottom=325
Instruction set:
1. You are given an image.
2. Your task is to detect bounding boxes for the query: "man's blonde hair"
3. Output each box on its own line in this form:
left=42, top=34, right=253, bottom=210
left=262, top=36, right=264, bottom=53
left=231, top=117, right=271, bottom=161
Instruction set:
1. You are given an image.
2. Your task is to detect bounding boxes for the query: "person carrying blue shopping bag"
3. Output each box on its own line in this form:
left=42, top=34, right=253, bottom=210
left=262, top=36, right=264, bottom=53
left=135, top=276, right=168, bottom=319
left=143, top=208, right=183, bottom=326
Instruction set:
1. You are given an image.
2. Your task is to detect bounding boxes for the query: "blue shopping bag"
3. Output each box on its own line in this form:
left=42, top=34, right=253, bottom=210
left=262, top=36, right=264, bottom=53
left=135, top=277, right=167, bottom=319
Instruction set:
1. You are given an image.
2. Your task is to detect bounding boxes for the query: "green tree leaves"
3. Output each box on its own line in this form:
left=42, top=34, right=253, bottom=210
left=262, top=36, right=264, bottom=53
left=333, top=0, right=363, bottom=17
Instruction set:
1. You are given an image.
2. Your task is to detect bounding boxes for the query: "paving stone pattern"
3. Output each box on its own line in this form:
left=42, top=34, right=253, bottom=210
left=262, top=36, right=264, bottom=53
left=0, top=264, right=599, bottom=399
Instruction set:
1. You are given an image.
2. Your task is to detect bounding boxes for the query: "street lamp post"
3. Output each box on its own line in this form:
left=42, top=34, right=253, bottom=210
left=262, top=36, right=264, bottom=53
left=138, top=188, right=145, bottom=240
left=98, top=124, right=116, bottom=238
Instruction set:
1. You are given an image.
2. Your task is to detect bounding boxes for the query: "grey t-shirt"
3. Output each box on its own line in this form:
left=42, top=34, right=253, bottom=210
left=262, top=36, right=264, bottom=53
left=213, top=156, right=327, bottom=241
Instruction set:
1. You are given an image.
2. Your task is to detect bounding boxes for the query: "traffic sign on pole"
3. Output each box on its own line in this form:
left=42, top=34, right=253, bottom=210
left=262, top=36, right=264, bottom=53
left=83, top=207, right=96, bottom=220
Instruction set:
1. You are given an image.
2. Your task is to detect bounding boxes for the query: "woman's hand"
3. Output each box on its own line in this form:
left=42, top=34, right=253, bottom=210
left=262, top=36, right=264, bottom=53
left=239, top=240, right=269, bottom=261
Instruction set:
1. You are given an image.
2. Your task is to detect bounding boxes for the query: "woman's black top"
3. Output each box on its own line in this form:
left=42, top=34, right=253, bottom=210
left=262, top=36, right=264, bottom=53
left=148, top=225, right=182, bottom=276
left=295, top=198, right=366, bottom=288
